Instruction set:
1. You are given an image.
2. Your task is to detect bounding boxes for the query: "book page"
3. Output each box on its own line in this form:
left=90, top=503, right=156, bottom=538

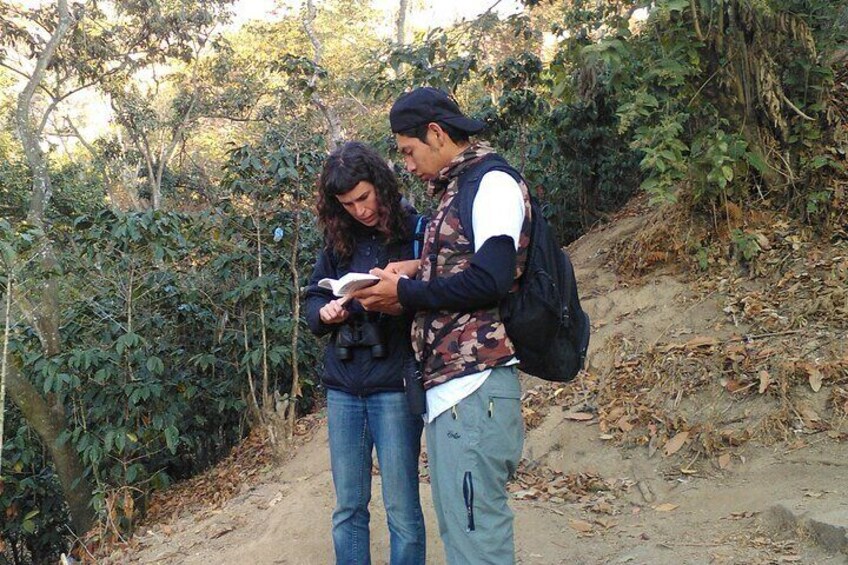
left=318, top=272, right=379, bottom=297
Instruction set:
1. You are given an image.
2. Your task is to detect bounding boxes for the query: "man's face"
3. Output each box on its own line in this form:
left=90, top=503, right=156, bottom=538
left=336, top=181, right=380, bottom=227
left=395, top=129, right=447, bottom=182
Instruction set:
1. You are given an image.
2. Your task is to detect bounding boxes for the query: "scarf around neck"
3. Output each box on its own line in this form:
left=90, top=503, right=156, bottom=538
left=427, top=141, right=496, bottom=197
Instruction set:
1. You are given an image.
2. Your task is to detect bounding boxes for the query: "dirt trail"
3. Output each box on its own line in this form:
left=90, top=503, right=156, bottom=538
left=116, top=421, right=847, bottom=564
left=109, top=211, right=848, bottom=565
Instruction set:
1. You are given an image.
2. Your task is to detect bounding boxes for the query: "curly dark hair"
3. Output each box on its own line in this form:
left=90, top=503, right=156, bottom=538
left=317, top=141, right=410, bottom=260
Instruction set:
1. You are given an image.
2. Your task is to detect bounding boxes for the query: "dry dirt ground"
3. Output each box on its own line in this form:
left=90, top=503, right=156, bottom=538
left=104, top=209, right=848, bottom=565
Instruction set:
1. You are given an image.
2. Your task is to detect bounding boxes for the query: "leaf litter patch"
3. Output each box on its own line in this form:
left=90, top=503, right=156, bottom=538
left=522, top=212, right=847, bottom=477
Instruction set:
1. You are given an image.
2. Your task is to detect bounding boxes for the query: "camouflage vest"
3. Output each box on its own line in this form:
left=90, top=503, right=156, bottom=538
left=412, top=149, right=531, bottom=388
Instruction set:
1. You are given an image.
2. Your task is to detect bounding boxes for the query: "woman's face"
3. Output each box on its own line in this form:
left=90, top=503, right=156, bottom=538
left=336, top=180, right=380, bottom=227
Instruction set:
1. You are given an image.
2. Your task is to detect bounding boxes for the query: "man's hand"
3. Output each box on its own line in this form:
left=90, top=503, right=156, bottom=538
left=319, top=296, right=351, bottom=324
left=352, top=268, right=404, bottom=315
left=383, top=259, right=421, bottom=279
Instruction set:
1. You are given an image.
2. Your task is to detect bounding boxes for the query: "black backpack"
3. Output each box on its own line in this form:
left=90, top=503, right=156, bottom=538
left=455, top=155, right=591, bottom=383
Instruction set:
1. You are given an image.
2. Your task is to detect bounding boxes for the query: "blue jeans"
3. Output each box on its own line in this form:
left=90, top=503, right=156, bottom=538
left=327, top=389, right=426, bottom=565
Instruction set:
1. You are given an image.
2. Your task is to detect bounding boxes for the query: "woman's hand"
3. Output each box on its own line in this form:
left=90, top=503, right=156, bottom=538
left=319, top=296, right=351, bottom=324
left=381, top=259, right=420, bottom=279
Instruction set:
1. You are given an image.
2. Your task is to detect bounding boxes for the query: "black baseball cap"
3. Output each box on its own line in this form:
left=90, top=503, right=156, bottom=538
left=390, top=87, right=486, bottom=134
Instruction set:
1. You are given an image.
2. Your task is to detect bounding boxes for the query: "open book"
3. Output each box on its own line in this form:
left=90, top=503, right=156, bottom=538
left=318, top=272, right=380, bottom=297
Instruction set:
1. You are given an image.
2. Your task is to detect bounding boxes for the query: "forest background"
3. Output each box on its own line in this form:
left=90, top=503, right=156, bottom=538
left=0, top=0, right=845, bottom=562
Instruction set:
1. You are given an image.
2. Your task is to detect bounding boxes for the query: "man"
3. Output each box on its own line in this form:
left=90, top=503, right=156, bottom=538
left=354, top=86, right=531, bottom=564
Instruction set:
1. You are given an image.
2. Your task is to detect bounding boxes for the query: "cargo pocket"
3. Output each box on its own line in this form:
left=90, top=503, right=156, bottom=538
left=485, top=391, right=524, bottom=478
left=463, top=471, right=475, bottom=532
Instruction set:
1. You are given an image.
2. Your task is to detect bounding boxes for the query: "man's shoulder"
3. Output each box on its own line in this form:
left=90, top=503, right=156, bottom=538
left=466, top=155, right=524, bottom=197
left=463, top=154, right=521, bottom=184
left=479, top=169, right=522, bottom=188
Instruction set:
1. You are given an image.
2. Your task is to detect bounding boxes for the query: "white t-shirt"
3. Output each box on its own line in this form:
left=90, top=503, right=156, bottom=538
left=425, top=170, right=525, bottom=423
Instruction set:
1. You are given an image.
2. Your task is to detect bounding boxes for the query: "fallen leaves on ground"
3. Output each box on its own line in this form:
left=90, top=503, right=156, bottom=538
left=85, top=409, right=324, bottom=561
left=521, top=212, right=848, bottom=478
left=508, top=460, right=633, bottom=517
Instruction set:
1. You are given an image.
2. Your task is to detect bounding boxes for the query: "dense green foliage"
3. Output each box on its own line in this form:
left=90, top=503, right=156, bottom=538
left=1, top=168, right=324, bottom=559
left=562, top=0, right=847, bottom=221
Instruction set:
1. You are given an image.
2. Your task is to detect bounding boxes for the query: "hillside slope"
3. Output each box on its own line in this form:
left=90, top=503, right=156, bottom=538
left=102, top=202, right=848, bottom=564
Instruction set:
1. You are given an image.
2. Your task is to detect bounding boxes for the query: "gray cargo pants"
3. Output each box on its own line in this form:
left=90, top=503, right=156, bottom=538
left=426, top=366, right=524, bottom=564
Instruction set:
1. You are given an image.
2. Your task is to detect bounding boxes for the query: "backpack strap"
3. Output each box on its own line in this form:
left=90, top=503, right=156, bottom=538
left=454, top=154, right=525, bottom=250
left=412, top=213, right=427, bottom=259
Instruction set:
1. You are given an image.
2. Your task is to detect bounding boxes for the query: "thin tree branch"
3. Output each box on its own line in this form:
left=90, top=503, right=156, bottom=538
left=63, top=117, right=97, bottom=157
left=15, top=0, right=76, bottom=222
left=781, top=92, right=815, bottom=121
left=0, top=272, right=12, bottom=462
left=395, top=0, right=408, bottom=44
left=157, top=94, right=198, bottom=192
left=302, top=0, right=344, bottom=149
left=690, top=0, right=705, bottom=41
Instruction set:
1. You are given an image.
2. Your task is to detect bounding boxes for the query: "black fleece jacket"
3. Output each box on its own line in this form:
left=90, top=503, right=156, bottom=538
left=304, top=209, right=421, bottom=396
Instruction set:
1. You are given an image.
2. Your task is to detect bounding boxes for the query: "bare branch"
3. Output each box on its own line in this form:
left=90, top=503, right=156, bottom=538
left=395, top=0, right=408, bottom=44
left=781, top=92, right=815, bottom=121
left=15, top=0, right=76, bottom=223
left=302, top=0, right=344, bottom=150
left=0, top=272, right=12, bottom=461
left=154, top=94, right=199, bottom=209
left=63, top=116, right=97, bottom=158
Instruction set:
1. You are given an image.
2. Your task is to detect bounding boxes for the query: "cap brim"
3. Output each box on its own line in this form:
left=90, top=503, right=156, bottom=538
left=443, top=115, right=487, bottom=134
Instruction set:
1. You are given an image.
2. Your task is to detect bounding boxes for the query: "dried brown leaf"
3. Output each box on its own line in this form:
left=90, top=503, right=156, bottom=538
left=595, top=518, right=618, bottom=529
left=808, top=368, right=823, bottom=392
left=685, top=336, right=718, bottom=349
left=758, top=370, right=771, bottom=394
left=593, top=501, right=615, bottom=515
left=753, top=232, right=771, bottom=250
left=654, top=503, right=679, bottom=512
left=513, top=489, right=540, bottom=500
left=607, top=407, right=625, bottom=421
left=722, top=379, right=745, bottom=393
left=663, top=431, right=689, bottom=456
left=569, top=519, right=594, bottom=533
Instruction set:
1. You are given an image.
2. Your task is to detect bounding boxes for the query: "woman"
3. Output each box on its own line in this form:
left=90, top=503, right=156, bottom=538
left=304, top=141, right=426, bottom=565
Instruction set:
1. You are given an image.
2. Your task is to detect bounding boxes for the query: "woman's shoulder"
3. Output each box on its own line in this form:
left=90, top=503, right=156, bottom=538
left=399, top=201, right=426, bottom=230
left=399, top=197, right=419, bottom=218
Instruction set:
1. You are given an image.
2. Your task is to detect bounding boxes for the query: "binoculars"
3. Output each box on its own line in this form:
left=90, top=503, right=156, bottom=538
left=335, top=315, right=387, bottom=360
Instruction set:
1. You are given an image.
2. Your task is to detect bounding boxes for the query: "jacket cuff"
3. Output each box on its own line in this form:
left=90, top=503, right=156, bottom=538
left=398, top=277, right=428, bottom=310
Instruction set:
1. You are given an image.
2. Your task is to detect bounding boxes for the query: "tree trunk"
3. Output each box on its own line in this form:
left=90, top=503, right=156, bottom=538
left=15, top=0, right=74, bottom=223
left=151, top=94, right=198, bottom=211
left=287, top=189, right=302, bottom=440
left=396, top=0, right=408, bottom=44
left=303, top=0, right=344, bottom=150
left=5, top=361, right=96, bottom=535
left=150, top=175, right=162, bottom=211
left=10, top=0, right=97, bottom=537
left=0, top=274, right=11, bottom=461
left=256, top=221, right=272, bottom=416
left=63, top=117, right=144, bottom=212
